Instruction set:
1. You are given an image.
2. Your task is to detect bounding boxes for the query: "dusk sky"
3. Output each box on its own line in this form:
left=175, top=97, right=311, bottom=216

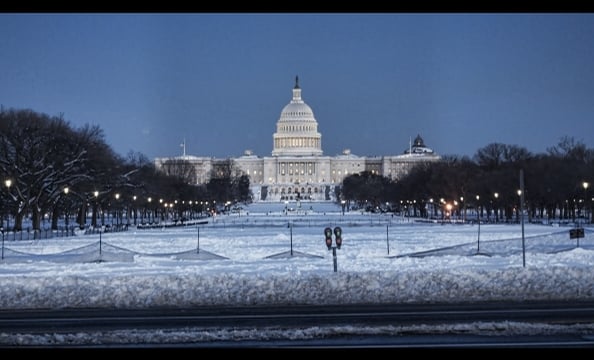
left=1, top=13, right=594, bottom=160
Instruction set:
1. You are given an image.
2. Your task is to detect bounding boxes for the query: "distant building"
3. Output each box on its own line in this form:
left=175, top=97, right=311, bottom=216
left=155, top=77, right=441, bottom=202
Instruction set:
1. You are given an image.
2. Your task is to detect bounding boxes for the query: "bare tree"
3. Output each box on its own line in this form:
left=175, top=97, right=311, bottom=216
left=547, top=136, right=594, bottom=163
left=159, top=158, right=197, bottom=184
left=0, top=109, right=94, bottom=231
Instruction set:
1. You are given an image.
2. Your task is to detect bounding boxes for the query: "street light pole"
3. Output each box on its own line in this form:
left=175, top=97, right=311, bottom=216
left=582, top=181, right=590, bottom=224
left=63, top=187, right=69, bottom=234
left=519, top=169, right=526, bottom=268
left=4, top=179, right=12, bottom=231
left=93, top=191, right=99, bottom=228
left=494, top=192, right=499, bottom=223
left=147, top=197, right=152, bottom=224
left=115, top=193, right=121, bottom=227
left=476, top=195, right=481, bottom=253
left=1, top=178, right=7, bottom=256
left=446, top=203, right=452, bottom=223
left=132, top=195, right=137, bottom=225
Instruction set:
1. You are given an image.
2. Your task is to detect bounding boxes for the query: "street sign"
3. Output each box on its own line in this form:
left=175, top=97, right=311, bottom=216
left=570, top=228, right=585, bottom=239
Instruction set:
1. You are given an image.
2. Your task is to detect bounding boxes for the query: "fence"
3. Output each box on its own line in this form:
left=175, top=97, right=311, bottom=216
left=2, top=223, right=130, bottom=241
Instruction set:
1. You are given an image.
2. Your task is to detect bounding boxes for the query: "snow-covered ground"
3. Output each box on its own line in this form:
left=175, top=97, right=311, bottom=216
left=1, top=201, right=593, bottom=346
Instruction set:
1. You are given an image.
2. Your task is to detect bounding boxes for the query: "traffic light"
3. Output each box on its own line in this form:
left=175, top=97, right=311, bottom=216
left=334, top=226, right=342, bottom=249
left=324, top=227, right=333, bottom=249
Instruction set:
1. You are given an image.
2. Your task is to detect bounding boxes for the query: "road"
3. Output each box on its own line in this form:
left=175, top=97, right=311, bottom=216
left=1, top=301, right=594, bottom=348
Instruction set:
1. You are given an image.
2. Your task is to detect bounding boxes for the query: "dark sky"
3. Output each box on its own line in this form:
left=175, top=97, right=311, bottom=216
left=2, top=13, right=594, bottom=160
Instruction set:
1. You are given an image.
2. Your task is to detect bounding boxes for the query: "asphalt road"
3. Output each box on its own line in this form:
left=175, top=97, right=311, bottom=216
left=1, top=301, right=594, bottom=348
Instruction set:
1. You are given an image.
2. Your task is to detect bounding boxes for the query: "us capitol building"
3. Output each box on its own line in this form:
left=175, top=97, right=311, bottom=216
left=155, top=77, right=440, bottom=202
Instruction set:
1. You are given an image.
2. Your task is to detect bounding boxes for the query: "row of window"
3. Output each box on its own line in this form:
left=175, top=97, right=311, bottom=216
left=278, top=123, right=315, bottom=132
left=274, top=138, right=320, bottom=148
left=199, top=165, right=380, bottom=181
left=269, top=187, right=319, bottom=194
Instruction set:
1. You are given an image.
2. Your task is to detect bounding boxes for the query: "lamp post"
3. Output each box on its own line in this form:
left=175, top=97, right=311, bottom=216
left=115, top=193, right=120, bottom=227
left=92, top=190, right=99, bottom=227
left=63, top=187, right=70, bottom=229
left=4, top=179, right=12, bottom=231
left=159, top=198, right=164, bottom=221
left=493, top=192, right=499, bottom=223
left=582, top=181, right=590, bottom=224
left=476, top=195, right=481, bottom=253
left=132, top=195, right=137, bottom=225
left=341, top=199, right=346, bottom=216
left=1, top=178, right=8, bottom=257
left=147, top=197, right=152, bottom=223
left=519, top=168, right=526, bottom=268
left=445, top=203, right=452, bottom=222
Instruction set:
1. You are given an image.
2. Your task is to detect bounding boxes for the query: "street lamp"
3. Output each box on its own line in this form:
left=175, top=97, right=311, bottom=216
left=4, top=179, right=12, bottom=231
left=115, top=193, right=120, bottom=226
left=517, top=189, right=524, bottom=223
left=583, top=182, right=589, bottom=225
left=493, top=192, right=499, bottom=223
left=445, top=203, right=452, bottom=222
left=518, top=173, right=526, bottom=268
left=63, top=187, right=70, bottom=228
left=341, top=199, right=346, bottom=216
left=132, top=195, right=137, bottom=225
left=476, top=195, right=481, bottom=254
left=92, top=190, right=99, bottom=227
left=1, top=179, right=9, bottom=258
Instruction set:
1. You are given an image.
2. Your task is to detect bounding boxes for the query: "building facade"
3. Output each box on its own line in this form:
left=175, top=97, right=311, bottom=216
left=155, top=78, right=441, bottom=202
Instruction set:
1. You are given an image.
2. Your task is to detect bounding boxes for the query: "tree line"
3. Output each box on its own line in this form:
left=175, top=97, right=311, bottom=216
left=340, top=140, right=594, bottom=223
left=0, top=108, right=251, bottom=232
left=3, top=107, right=593, bottom=231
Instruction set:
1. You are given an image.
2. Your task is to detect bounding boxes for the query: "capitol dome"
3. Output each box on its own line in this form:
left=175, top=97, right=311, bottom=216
left=272, top=77, right=323, bottom=156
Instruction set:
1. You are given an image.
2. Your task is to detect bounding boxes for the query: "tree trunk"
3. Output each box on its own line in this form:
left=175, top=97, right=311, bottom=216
left=32, top=206, right=42, bottom=231
left=78, top=203, right=86, bottom=229
left=51, top=206, right=59, bottom=230
left=14, top=212, right=24, bottom=231
left=91, top=204, right=98, bottom=227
